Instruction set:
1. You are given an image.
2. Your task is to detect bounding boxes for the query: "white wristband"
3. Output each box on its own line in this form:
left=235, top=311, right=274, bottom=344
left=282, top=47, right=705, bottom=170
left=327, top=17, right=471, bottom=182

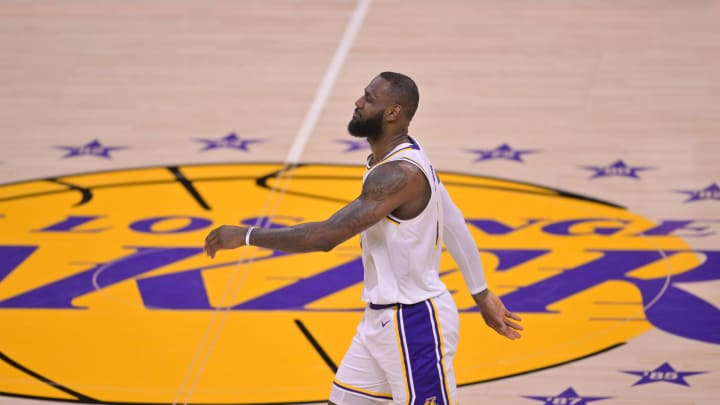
left=245, top=226, right=255, bottom=246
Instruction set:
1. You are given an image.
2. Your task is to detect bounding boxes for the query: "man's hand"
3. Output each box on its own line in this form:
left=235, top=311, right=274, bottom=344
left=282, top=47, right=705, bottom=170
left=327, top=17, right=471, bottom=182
left=204, top=225, right=247, bottom=258
left=473, top=289, right=523, bottom=340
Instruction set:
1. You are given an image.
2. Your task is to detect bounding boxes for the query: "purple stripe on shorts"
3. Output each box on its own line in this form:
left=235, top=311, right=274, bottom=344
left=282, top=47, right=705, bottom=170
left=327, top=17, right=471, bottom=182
left=397, top=306, right=415, bottom=404
left=399, top=301, right=448, bottom=405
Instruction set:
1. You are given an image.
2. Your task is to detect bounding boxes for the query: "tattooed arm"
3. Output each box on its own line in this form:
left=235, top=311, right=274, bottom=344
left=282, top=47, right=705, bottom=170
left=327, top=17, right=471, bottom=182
left=204, top=160, right=427, bottom=256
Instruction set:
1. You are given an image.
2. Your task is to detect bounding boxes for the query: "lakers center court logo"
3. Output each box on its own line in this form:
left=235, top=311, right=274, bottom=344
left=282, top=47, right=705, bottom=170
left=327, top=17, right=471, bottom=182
left=0, top=164, right=718, bottom=404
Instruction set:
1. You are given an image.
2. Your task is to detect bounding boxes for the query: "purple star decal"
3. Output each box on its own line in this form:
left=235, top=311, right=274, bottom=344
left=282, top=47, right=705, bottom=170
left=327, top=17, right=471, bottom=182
left=622, top=362, right=708, bottom=386
left=581, top=159, right=653, bottom=179
left=336, top=139, right=370, bottom=153
left=194, top=133, right=264, bottom=152
left=467, top=143, right=540, bottom=163
left=675, top=183, right=720, bottom=203
left=524, top=387, right=610, bottom=405
left=55, top=139, right=128, bottom=159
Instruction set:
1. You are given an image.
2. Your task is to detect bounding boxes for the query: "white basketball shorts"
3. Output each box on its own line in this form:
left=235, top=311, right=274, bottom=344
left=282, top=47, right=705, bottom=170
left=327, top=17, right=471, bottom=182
left=330, top=290, right=459, bottom=405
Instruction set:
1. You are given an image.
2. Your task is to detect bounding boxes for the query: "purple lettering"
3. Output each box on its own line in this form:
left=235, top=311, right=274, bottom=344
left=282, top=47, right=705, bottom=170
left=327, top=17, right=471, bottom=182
left=136, top=248, right=291, bottom=309
left=638, top=250, right=720, bottom=344
left=466, top=218, right=544, bottom=235
left=0, top=247, right=202, bottom=309
left=497, top=250, right=666, bottom=313
left=240, top=216, right=303, bottom=229
left=542, top=218, right=631, bottom=236
left=35, top=215, right=109, bottom=233
left=0, top=245, right=37, bottom=283
left=492, top=249, right=720, bottom=344
left=480, top=249, right=549, bottom=271
left=637, top=220, right=718, bottom=237
left=135, top=217, right=299, bottom=309
left=233, top=257, right=364, bottom=310
left=130, top=216, right=212, bottom=234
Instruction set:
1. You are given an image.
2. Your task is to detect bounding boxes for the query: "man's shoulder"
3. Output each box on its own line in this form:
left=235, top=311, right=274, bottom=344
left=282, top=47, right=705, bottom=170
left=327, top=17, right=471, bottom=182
left=371, top=159, right=422, bottom=177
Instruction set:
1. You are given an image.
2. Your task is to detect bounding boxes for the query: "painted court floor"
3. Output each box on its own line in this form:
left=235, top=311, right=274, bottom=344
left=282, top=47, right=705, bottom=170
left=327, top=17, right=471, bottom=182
left=1, top=1, right=719, bottom=404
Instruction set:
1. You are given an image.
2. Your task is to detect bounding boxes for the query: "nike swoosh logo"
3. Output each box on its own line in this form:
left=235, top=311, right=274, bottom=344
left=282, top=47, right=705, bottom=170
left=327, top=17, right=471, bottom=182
left=381, top=320, right=390, bottom=328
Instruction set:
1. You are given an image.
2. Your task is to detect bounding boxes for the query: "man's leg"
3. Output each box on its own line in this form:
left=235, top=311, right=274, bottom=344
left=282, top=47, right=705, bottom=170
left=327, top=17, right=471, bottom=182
left=372, top=293, right=459, bottom=405
left=330, top=312, right=393, bottom=404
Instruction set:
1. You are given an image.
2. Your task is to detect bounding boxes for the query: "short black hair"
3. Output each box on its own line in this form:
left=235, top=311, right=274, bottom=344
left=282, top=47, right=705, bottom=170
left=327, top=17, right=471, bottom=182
left=379, top=71, right=420, bottom=121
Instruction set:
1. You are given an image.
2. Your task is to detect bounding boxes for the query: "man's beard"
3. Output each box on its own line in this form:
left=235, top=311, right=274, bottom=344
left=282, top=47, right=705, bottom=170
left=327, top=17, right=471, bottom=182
left=347, top=110, right=384, bottom=138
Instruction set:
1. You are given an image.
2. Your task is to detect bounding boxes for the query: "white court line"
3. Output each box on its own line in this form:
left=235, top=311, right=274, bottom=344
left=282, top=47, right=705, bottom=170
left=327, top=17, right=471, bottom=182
left=285, top=0, right=372, bottom=165
left=173, top=1, right=372, bottom=404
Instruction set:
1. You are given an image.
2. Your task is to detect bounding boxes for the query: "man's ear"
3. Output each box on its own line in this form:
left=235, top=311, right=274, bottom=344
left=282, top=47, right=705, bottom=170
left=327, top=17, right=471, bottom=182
left=386, top=104, right=402, bottom=122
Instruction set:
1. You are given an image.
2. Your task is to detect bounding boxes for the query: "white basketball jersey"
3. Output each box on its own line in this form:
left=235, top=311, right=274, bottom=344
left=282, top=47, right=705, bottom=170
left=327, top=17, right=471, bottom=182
left=360, top=136, right=447, bottom=305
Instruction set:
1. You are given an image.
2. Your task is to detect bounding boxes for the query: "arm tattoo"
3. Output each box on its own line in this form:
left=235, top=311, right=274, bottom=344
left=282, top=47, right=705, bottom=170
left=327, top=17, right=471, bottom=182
left=247, top=161, right=417, bottom=253
left=362, top=161, right=411, bottom=201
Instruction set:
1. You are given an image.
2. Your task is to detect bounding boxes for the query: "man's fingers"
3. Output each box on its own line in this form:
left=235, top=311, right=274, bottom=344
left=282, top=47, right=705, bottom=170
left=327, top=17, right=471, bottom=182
left=503, top=329, right=521, bottom=340
left=204, top=229, right=218, bottom=258
left=204, top=238, right=216, bottom=258
left=478, top=293, right=523, bottom=340
left=493, top=323, right=520, bottom=340
left=506, top=311, right=522, bottom=322
left=505, top=319, right=523, bottom=331
left=503, top=310, right=523, bottom=332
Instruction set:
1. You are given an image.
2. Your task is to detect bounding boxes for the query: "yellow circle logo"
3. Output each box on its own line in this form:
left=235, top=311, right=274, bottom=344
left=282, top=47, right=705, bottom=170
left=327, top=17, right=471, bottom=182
left=0, top=164, right=705, bottom=404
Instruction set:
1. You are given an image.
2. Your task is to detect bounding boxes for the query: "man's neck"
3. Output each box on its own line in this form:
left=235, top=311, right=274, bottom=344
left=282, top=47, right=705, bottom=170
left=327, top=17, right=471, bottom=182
left=368, top=131, right=411, bottom=166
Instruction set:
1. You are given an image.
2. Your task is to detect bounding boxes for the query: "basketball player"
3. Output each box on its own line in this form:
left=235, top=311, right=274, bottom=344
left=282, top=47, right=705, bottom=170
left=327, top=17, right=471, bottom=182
left=204, top=72, right=523, bottom=405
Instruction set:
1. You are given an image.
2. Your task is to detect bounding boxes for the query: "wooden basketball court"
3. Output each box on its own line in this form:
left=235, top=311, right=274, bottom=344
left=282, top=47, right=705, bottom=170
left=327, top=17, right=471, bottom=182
left=1, top=1, right=718, bottom=404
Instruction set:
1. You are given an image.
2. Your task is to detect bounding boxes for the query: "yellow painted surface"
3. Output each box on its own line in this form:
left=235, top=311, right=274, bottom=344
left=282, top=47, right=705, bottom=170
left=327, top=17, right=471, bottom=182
left=0, top=164, right=697, bottom=403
